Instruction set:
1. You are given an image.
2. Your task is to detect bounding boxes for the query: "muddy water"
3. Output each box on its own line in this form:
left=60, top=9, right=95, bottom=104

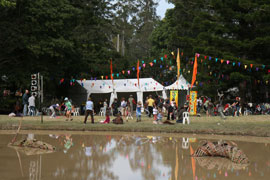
left=0, top=132, right=270, bottom=180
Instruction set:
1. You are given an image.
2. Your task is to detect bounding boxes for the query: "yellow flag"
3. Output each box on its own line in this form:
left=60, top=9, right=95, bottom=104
left=177, top=48, right=181, bottom=78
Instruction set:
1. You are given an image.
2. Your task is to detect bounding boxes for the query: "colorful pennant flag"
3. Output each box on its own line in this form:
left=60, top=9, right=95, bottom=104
left=110, top=59, right=113, bottom=83
left=137, top=60, right=140, bottom=86
left=191, top=54, right=198, bottom=89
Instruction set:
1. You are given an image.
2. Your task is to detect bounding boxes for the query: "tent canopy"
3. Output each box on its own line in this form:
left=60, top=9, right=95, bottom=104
left=165, top=75, right=190, bottom=90
left=76, top=76, right=190, bottom=106
left=77, top=78, right=165, bottom=94
left=77, top=78, right=166, bottom=106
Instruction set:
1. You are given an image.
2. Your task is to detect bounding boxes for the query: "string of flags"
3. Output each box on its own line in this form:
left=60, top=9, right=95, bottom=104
left=59, top=51, right=270, bottom=86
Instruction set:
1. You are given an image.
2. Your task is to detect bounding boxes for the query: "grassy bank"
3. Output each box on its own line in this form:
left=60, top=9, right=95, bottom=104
left=0, top=115, right=270, bottom=137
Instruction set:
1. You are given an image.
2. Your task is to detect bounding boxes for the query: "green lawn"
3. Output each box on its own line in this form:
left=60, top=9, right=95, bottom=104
left=0, top=114, right=270, bottom=137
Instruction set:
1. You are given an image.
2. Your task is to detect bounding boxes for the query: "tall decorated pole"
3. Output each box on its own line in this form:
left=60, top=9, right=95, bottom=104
left=177, top=48, right=181, bottom=79
left=189, top=54, right=198, bottom=115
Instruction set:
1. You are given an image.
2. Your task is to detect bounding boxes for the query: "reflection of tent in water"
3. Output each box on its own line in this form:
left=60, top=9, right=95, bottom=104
left=194, top=157, right=249, bottom=170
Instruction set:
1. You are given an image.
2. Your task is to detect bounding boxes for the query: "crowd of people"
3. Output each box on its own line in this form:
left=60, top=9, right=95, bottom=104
left=197, top=96, right=270, bottom=117
left=11, top=89, right=77, bottom=121
left=94, top=94, right=188, bottom=125
left=10, top=89, right=269, bottom=124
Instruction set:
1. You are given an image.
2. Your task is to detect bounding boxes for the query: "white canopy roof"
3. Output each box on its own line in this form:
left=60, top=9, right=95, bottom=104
left=77, top=78, right=165, bottom=94
left=165, top=75, right=190, bottom=90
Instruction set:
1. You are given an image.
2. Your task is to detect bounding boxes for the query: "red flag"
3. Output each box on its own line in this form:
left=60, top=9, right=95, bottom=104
left=191, top=54, right=198, bottom=89
left=137, top=60, right=140, bottom=86
left=110, top=59, right=113, bottom=83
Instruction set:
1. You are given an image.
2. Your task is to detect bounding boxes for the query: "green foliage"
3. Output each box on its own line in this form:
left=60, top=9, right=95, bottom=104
left=151, top=0, right=270, bottom=101
left=0, top=0, right=126, bottom=95
left=0, top=0, right=15, bottom=7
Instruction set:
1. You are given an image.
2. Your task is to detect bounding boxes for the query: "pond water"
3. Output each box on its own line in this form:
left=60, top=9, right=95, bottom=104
left=0, top=131, right=270, bottom=180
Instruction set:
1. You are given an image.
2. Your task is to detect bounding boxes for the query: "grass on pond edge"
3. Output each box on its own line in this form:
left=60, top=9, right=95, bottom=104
left=0, top=115, right=270, bottom=137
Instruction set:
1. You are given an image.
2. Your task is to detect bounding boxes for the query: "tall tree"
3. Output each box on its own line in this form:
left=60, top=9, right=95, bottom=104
left=151, top=0, right=270, bottom=101
left=130, top=0, right=159, bottom=60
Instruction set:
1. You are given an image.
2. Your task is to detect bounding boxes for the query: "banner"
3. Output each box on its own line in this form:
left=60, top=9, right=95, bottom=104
left=137, top=60, right=140, bottom=86
left=110, top=59, right=113, bottom=83
left=170, top=90, right=178, bottom=107
left=177, top=48, right=181, bottom=78
left=191, top=54, right=198, bottom=89
left=189, top=91, right=197, bottom=115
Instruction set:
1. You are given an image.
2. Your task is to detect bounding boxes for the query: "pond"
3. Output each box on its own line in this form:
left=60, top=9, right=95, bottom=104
left=0, top=131, right=270, bottom=180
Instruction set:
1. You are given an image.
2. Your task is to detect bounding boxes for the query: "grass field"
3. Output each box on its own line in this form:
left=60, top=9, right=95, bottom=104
left=0, top=114, right=270, bottom=137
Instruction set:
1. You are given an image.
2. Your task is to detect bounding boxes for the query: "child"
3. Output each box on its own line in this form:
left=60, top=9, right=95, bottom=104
left=136, top=101, right=142, bottom=122
left=157, top=107, right=163, bottom=124
left=64, top=97, right=73, bottom=121
left=126, top=104, right=133, bottom=121
left=153, top=104, right=158, bottom=124
left=100, top=108, right=110, bottom=124
left=112, top=113, right=124, bottom=124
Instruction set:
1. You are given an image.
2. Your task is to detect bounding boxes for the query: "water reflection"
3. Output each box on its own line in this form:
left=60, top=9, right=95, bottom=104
left=194, top=157, right=249, bottom=170
left=0, top=133, right=270, bottom=180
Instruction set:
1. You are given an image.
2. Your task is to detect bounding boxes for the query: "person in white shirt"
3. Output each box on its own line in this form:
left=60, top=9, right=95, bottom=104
left=153, top=105, right=158, bottom=124
left=28, top=94, right=35, bottom=116
left=49, top=104, right=59, bottom=118
left=120, top=97, right=127, bottom=117
left=103, top=99, right=108, bottom=111
left=84, top=97, right=94, bottom=124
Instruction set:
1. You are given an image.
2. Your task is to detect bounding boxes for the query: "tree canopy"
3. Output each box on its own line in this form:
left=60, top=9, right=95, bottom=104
left=151, top=0, right=270, bottom=102
left=0, top=0, right=269, bottom=104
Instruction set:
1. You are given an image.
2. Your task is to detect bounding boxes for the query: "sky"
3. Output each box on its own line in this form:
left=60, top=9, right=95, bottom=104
left=156, top=0, right=174, bottom=19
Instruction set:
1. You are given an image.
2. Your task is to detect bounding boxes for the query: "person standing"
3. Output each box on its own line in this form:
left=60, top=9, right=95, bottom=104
left=204, top=98, right=210, bottom=116
left=28, top=94, right=35, bottom=116
left=146, top=95, right=155, bottom=117
left=156, top=108, right=163, bottom=124
left=112, top=98, right=119, bottom=116
left=120, top=98, right=127, bottom=117
left=197, top=97, right=202, bottom=114
left=64, top=97, right=73, bottom=121
left=84, top=97, right=94, bottom=124
left=128, top=95, right=134, bottom=115
left=153, top=104, right=158, bottom=124
left=22, top=89, right=29, bottom=116
left=167, top=98, right=175, bottom=120
left=103, top=99, right=108, bottom=112
left=136, top=101, right=142, bottom=122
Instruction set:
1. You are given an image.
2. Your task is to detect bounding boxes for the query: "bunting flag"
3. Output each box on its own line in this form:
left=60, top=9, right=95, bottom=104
left=177, top=48, right=181, bottom=78
left=64, top=52, right=270, bottom=86
left=110, top=59, right=113, bottom=83
left=137, top=60, right=140, bottom=86
left=191, top=54, right=198, bottom=89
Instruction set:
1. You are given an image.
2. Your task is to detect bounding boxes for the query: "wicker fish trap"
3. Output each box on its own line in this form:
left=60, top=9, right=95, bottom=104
left=192, top=141, right=249, bottom=164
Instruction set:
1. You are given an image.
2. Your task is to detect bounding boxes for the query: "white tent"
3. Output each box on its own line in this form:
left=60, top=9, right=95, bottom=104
left=165, top=75, right=190, bottom=90
left=77, top=78, right=166, bottom=106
